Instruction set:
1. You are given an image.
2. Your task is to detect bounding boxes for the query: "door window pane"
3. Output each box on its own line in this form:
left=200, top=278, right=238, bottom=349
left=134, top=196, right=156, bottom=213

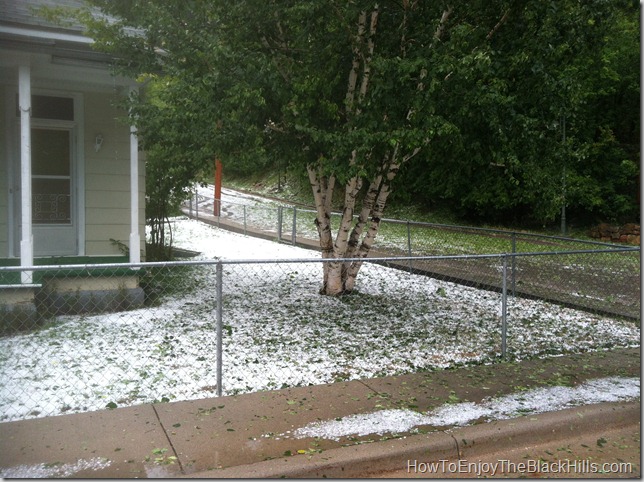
left=31, top=129, right=70, bottom=177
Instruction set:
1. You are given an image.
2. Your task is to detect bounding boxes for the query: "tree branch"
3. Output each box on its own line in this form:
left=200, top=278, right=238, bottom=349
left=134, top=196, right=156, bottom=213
left=345, top=10, right=367, bottom=116
left=431, top=6, right=453, bottom=48
left=441, top=7, right=511, bottom=82
left=357, top=6, right=379, bottom=107
left=487, top=8, right=511, bottom=41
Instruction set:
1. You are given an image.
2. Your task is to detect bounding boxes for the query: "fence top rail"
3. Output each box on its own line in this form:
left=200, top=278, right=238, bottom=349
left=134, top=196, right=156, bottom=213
left=0, top=246, right=638, bottom=272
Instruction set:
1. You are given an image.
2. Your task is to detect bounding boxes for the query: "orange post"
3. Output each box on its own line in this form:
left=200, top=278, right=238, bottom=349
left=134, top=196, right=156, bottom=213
left=214, top=159, right=223, bottom=217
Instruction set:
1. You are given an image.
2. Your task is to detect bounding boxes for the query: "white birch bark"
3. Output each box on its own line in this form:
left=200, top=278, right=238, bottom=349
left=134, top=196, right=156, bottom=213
left=308, top=165, right=336, bottom=292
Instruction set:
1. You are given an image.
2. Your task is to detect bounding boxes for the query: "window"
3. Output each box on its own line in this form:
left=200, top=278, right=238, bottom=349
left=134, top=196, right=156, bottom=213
left=15, top=94, right=74, bottom=120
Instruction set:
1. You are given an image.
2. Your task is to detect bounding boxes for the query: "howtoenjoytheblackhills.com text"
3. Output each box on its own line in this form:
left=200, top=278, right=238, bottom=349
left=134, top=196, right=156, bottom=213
left=407, top=458, right=634, bottom=477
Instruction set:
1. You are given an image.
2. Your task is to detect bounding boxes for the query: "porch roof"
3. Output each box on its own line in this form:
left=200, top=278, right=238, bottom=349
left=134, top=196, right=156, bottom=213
left=0, top=0, right=88, bottom=32
left=0, top=0, right=116, bottom=68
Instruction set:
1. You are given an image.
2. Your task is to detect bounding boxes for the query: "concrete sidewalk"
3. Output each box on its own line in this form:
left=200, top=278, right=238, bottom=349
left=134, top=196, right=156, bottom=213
left=197, top=402, right=640, bottom=479
left=0, top=348, right=639, bottom=478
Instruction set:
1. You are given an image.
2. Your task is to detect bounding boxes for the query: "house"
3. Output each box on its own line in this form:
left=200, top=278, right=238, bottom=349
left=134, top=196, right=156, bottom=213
left=0, top=0, right=145, bottom=328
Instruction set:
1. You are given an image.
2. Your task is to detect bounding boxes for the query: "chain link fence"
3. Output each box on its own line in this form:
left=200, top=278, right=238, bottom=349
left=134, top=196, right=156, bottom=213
left=0, top=245, right=640, bottom=422
left=184, top=193, right=639, bottom=318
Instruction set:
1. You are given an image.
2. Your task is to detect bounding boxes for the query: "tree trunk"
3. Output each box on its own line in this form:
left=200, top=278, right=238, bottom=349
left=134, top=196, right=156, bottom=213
left=312, top=156, right=403, bottom=295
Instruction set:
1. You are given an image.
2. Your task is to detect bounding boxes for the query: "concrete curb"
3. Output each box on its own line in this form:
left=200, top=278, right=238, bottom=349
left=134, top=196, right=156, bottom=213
left=182, top=401, right=640, bottom=478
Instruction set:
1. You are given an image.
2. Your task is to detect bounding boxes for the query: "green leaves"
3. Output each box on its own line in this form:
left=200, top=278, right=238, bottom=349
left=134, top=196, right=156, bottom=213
left=150, top=447, right=178, bottom=465
left=394, top=0, right=639, bottom=226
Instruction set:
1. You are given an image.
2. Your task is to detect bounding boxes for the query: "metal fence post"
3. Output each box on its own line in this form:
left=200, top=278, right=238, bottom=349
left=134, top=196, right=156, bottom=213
left=501, top=255, right=508, bottom=359
left=292, top=207, right=297, bottom=245
left=277, top=206, right=283, bottom=242
left=243, top=205, right=247, bottom=235
left=511, top=233, right=517, bottom=297
left=407, top=221, right=413, bottom=273
left=195, top=190, right=199, bottom=221
left=216, top=262, right=223, bottom=397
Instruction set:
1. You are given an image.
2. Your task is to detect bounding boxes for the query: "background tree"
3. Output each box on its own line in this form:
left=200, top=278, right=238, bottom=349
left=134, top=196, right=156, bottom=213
left=393, top=0, right=639, bottom=227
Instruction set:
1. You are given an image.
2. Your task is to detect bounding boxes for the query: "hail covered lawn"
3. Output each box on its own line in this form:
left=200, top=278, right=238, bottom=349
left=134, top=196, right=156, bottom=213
left=0, top=217, right=640, bottom=422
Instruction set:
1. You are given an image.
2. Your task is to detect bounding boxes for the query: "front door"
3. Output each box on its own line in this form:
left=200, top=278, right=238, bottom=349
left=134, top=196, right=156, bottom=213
left=12, top=93, right=79, bottom=257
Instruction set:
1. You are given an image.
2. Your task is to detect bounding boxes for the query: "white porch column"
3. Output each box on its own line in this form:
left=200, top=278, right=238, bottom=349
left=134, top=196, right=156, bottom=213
left=18, top=64, right=33, bottom=283
left=129, top=86, right=141, bottom=264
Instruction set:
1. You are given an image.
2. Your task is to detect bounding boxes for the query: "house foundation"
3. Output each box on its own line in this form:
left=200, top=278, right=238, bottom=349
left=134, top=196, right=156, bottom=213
left=1, top=275, right=144, bottom=334
left=36, top=275, right=144, bottom=317
left=0, top=284, right=40, bottom=333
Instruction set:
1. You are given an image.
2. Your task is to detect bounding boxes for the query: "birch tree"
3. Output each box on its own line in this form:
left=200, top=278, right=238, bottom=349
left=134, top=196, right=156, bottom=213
left=236, top=1, right=511, bottom=295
